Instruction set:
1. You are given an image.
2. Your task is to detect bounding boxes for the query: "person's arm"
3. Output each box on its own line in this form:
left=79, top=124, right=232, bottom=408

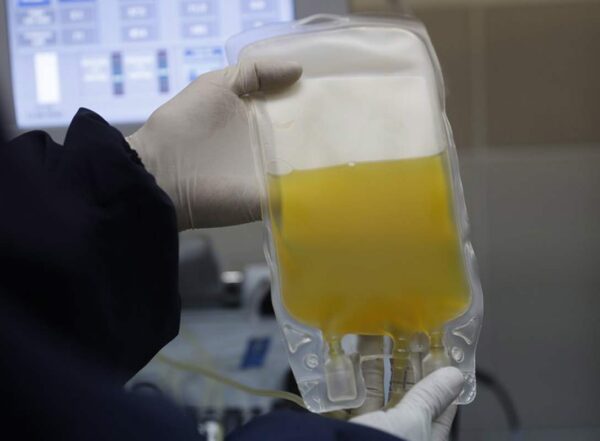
left=0, top=300, right=201, bottom=441
left=0, top=58, right=302, bottom=389
left=0, top=109, right=179, bottom=380
left=0, top=60, right=302, bottom=379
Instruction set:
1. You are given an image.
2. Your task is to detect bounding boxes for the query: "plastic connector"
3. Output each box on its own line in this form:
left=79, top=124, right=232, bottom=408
left=422, top=332, right=451, bottom=376
left=325, top=354, right=358, bottom=402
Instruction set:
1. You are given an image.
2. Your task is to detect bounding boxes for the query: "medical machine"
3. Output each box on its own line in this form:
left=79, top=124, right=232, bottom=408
left=3, top=0, right=296, bottom=129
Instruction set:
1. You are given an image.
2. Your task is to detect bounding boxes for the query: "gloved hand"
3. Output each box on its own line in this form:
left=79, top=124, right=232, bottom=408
left=350, top=366, right=464, bottom=441
left=126, top=60, right=302, bottom=231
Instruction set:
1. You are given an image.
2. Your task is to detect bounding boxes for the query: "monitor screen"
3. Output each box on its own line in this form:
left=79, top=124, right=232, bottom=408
left=6, top=0, right=295, bottom=129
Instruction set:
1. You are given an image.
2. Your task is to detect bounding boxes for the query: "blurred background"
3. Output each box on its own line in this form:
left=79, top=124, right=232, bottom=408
left=1, top=0, right=599, bottom=440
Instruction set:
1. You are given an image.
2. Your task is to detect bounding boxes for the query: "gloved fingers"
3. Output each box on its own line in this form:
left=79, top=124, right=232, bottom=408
left=431, top=405, right=457, bottom=441
left=395, top=367, right=464, bottom=422
left=350, top=410, right=396, bottom=436
left=350, top=336, right=385, bottom=416
left=351, top=368, right=463, bottom=441
left=225, top=60, right=303, bottom=96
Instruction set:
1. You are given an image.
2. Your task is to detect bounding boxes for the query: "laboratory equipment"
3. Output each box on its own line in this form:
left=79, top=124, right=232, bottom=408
left=131, top=256, right=293, bottom=434
left=227, top=14, right=484, bottom=413
left=3, top=0, right=295, bottom=129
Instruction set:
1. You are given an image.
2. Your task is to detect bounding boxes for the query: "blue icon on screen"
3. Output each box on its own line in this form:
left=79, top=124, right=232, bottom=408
left=18, top=0, right=51, bottom=7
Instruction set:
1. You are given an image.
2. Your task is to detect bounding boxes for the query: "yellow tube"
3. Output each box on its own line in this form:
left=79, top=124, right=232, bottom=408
left=157, top=353, right=306, bottom=409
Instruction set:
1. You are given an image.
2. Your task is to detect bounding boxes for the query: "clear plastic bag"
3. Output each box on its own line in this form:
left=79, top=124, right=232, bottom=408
left=227, top=14, right=484, bottom=413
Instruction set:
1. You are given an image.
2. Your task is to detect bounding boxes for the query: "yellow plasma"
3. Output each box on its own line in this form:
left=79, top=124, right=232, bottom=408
left=268, top=153, right=470, bottom=339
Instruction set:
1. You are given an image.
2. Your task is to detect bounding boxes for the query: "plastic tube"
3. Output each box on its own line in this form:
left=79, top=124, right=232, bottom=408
left=386, top=335, right=411, bottom=407
left=179, top=326, right=225, bottom=410
left=156, top=353, right=307, bottom=409
left=422, top=331, right=451, bottom=375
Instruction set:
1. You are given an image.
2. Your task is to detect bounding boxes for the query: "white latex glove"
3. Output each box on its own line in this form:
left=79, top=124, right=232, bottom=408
left=126, top=60, right=302, bottom=231
left=351, top=367, right=464, bottom=441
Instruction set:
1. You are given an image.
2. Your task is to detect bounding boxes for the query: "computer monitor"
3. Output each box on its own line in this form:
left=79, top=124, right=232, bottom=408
left=4, top=0, right=296, bottom=129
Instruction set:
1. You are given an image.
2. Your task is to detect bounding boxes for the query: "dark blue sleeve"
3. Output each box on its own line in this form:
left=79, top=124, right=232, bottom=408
left=0, top=108, right=180, bottom=381
left=229, top=410, right=401, bottom=441
left=0, top=301, right=201, bottom=441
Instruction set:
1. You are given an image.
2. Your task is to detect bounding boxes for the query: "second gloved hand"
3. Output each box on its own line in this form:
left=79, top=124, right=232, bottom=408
left=126, top=60, right=302, bottom=231
left=351, top=366, right=464, bottom=441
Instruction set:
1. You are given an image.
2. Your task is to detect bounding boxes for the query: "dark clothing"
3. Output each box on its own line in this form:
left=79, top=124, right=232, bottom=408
left=0, top=109, right=180, bottom=379
left=0, top=109, right=398, bottom=440
left=230, top=410, right=398, bottom=441
left=0, top=300, right=200, bottom=440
